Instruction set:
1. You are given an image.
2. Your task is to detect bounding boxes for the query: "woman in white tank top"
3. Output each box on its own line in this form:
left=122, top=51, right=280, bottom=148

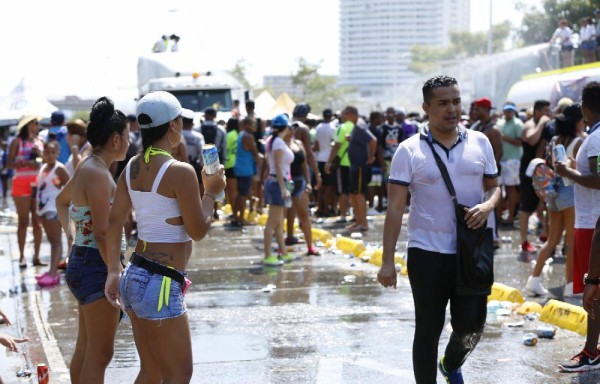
left=105, top=92, right=225, bottom=382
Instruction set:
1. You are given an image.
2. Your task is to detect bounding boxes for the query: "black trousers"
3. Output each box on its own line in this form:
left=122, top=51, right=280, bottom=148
left=407, top=247, right=487, bottom=384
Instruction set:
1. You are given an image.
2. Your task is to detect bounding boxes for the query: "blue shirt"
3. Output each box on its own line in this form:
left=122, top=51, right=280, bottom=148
left=48, top=126, right=70, bottom=164
left=234, top=131, right=256, bottom=177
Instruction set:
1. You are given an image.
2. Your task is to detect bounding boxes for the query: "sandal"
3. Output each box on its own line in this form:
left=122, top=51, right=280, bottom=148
left=19, top=259, right=27, bottom=269
left=32, top=258, right=48, bottom=267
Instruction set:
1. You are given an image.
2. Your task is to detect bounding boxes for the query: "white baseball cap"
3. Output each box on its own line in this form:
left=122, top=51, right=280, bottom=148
left=136, top=91, right=182, bottom=129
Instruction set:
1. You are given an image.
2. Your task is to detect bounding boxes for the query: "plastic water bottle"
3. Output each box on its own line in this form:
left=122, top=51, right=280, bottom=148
left=284, top=179, right=294, bottom=208
left=202, top=144, right=225, bottom=202
left=553, top=144, right=572, bottom=186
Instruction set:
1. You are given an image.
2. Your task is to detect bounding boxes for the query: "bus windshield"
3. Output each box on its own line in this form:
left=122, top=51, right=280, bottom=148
left=171, top=89, right=233, bottom=112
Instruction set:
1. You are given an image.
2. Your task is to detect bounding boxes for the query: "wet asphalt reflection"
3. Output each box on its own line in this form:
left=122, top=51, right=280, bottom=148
left=2, top=214, right=600, bottom=383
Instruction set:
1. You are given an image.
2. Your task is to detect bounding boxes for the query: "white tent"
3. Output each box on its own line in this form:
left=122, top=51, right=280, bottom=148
left=0, top=79, right=58, bottom=126
left=253, top=90, right=276, bottom=117
left=264, top=93, right=296, bottom=119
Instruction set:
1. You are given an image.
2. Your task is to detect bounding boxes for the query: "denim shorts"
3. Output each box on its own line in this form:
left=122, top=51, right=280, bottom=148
left=119, top=263, right=187, bottom=320
left=546, top=178, right=574, bottom=212
left=65, top=246, right=108, bottom=306
left=291, top=177, right=306, bottom=198
left=264, top=177, right=285, bottom=206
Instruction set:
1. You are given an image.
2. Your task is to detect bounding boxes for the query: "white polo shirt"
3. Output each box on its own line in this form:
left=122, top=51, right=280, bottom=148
left=574, top=122, right=600, bottom=229
left=388, top=126, right=498, bottom=254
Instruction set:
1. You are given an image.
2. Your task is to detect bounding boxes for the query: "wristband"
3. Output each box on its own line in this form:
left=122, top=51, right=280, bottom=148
left=584, top=273, right=600, bottom=285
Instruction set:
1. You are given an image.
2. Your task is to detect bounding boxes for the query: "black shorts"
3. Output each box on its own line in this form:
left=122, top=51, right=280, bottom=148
left=349, top=166, right=371, bottom=195
left=520, top=176, right=539, bottom=213
left=237, top=176, right=253, bottom=196
left=225, top=168, right=236, bottom=179
left=318, top=162, right=336, bottom=187
left=337, top=166, right=350, bottom=195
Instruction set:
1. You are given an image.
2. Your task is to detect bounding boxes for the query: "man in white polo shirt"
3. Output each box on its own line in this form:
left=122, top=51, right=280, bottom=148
left=556, top=82, right=600, bottom=373
left=378, top=75, right=500, bottom=384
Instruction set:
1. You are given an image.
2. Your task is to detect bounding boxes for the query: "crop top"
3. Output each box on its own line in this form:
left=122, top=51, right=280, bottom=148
left=126, top=158, right=191, bottom=243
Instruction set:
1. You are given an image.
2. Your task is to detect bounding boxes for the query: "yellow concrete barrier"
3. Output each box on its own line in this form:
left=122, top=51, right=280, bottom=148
left=336, top=237, right=366, bottom=256
left=516, top=301, right=543, bottom=315
left=244, top=211, right=258, bottom=223
left=487, top=283, right=525, bottom=303
left=540, top=299, right=587, bottom=336
left=222, top=204, right=232, bottom=215
left=312, top=228, right=332, bottom=242
left=257, top=214, right=268, bottom=226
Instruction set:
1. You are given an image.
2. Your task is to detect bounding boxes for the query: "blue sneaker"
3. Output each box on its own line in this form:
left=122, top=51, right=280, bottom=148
left=438, top=356, right=464, bottom=384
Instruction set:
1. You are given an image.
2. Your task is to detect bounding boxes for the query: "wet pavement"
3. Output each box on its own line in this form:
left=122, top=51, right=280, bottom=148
left=0, top=207, right=599, bottom=383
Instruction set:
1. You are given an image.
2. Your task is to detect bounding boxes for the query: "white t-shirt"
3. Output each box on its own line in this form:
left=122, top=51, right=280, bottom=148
left=315, top=122, right=336, bottom=162
left=552, top=27, right=573, bottom=47
left=581, top=24, right=596, bottom=42
left=574, top=124, right=600, bottom=229
left=267, top=136, right=294, bottom=179
left=389, top=127, right=498, bottom=254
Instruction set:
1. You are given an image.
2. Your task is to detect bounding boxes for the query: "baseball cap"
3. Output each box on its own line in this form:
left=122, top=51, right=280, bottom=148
left=322, top=108, right=333, bottom=118
left=474, top=98, right=493, bottom=110
left=293, top=103, right=311, bottom=117
left=181, top=108, right=195, bottom=120
left=271, top=114, right=290, bottom=128
left=136, top=91, right=182, bottom=129
left=126, top=114, right=137, bottom=122
left=556, top=103, right=583, bottom=122
left=503, top=103, right=518, bottom=113
left=396, top=107, right=407, bottom=115
left=51, top=110, right=65, bottom=124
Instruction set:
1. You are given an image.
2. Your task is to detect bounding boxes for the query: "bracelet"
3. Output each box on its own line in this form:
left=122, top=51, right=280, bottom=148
left=204, top=193, right=216, bottom=201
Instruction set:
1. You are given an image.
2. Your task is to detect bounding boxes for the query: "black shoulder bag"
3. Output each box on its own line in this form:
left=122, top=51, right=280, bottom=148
left=425, top=139, right=494, bottom=296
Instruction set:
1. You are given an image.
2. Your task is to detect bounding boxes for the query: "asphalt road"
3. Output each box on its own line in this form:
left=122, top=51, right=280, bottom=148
left=0, top=209, right=598, bottom=384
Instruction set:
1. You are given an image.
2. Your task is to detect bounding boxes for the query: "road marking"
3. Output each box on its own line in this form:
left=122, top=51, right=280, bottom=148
left=316, top=357, right=343, bottom=384
left=351, top=358, right=413, bottom=377
left=30, top=290, right=70, bottom=383
left=316, top=356, right=414, bottom=383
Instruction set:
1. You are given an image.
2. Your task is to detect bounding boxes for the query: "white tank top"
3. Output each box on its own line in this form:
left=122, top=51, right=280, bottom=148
left=37, top=163, right=62, bottom=215
left=125, top=158, right=191, bottom=243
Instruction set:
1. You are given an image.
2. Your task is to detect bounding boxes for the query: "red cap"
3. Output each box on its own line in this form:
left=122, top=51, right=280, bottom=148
left=474, top=97, right=492, bottom=110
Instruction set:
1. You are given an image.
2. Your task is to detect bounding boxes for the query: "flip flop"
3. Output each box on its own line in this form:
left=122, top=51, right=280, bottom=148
left=19, top=261, right=27, bottom=269
left=32, top=259, right=48, bottom=267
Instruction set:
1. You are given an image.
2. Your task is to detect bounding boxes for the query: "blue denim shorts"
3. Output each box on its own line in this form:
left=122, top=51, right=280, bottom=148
left=291, top=177, right=307, bottom=198
left=65, top=246, right=108, bottom=306
left=119, top=262, right=187, bottom=320
left=546, top=178, right=574, bottom=212
left=264, top=177, right=285, bottom=206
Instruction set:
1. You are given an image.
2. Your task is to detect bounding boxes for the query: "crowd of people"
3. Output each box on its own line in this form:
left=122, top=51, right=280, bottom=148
left=3, top=76, right=600, bottom=381
left=550, top=12, right=600, bottom=67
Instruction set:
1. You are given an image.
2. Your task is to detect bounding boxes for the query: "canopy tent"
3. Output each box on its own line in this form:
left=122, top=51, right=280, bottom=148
left=0, top=79, right=58, bottom=126
left=253, top=90, right=276, bottom=117
left=264, top=92, right=296, bottom=119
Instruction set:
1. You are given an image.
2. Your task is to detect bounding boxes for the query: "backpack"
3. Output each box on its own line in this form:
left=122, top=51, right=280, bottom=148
left=530, top=162, right=556, bottom=202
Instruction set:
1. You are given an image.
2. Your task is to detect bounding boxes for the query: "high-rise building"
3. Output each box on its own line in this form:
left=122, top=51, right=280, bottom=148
left=339, top=0, right=470, bottom=104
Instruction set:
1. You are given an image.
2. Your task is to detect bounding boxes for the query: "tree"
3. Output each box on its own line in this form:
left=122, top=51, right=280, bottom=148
left=227, top=59, right=252, bottom=90
left=518, top=0, right=596, bottom=45
left=290, top=58, right=355, bottom=112
left=408, top=21, right=512, bottom=75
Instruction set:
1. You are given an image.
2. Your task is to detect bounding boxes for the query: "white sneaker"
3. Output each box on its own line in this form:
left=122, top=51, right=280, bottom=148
left=526, top=275, right=548, bottom=296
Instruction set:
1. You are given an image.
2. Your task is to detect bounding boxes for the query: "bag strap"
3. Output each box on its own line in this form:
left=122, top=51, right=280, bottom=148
left=424, top=138, right=457, bottom=204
